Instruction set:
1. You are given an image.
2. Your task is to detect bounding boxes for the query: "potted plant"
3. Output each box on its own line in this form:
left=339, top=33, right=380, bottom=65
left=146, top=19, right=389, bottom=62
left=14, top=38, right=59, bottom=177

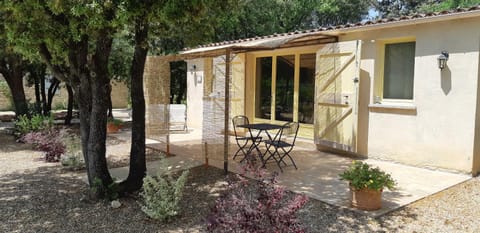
left=107, top=118, right=123, bottom=133
left=339, top=161, right=396, bottom=211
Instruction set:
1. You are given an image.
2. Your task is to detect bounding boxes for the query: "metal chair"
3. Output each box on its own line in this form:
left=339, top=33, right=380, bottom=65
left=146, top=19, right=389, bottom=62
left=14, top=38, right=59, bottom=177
left=262, top=122, right=299, bottom=172
left=232, top=115, right=261, bottom=161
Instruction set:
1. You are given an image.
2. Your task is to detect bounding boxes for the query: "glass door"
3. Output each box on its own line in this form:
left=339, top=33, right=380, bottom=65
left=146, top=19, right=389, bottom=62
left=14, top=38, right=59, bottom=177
left=254, top=53, right=316, bottom=138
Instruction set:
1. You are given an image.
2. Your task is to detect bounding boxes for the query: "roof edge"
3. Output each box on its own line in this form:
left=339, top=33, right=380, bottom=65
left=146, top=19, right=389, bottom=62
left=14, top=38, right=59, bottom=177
left=328, top=7, right=480, bottom=35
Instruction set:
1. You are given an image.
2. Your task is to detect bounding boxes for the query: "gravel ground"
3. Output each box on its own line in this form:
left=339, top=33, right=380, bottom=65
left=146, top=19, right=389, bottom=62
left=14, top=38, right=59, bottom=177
left=1, top=128, right=480, bottom=232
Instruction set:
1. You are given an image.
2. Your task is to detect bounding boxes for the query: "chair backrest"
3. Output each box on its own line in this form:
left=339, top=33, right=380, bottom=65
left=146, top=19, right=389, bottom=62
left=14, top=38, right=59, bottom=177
left=278, top=122, right=299, bottom=146
left=232, top=115, right=249, bottom=138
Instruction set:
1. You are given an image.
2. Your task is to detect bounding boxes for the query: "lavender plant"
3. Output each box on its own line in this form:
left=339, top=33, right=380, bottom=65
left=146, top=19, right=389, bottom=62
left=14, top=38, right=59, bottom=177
left=139, top=160, right=190, bottom=222
left=207, top=154, right=309, bottom=233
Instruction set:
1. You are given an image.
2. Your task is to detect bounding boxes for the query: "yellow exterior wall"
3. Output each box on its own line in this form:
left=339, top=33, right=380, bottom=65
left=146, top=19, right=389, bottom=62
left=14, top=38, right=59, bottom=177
left=340, top=16, right=480, bottom=174
left=184, top=16, right=480, bottom=174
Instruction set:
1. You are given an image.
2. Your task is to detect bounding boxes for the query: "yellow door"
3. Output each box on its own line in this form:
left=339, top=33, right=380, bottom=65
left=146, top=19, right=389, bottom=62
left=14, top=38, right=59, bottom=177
left=314, top=40, right=361, bottom=152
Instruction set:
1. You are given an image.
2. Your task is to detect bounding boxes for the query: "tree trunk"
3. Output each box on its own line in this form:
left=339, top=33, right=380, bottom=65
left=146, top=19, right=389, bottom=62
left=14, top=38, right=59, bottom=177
left=65, top=84, right=73, bottom=125
left=40, top=76, right=48, bottom=115
left=46, top=78, right=60, bottom=115
left=107, top=84, right=113, bottom=118
left=1, top=61, right=29, bottom=117
left=8, top=76, right=29, bottom=117
left=85, top=34, right=115, bottom=196
left=33, top=75, right=42, bottom=114
left=119, top=16, right=148, bottom=193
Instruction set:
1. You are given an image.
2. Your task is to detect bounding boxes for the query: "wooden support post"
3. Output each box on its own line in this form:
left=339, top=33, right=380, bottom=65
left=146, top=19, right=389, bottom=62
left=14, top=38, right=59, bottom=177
left=224, top=49, right=231, bottom=175
left=204, top=142, right=209, bottom=167
left=166, top=104, right=171, bottom=156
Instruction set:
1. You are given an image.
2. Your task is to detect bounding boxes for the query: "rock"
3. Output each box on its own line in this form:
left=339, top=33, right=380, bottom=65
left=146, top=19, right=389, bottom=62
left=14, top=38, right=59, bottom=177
left=111, top=200, right=122, bottom=209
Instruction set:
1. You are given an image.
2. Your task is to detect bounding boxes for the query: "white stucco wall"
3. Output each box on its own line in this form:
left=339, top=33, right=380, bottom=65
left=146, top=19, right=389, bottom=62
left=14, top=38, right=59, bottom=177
left=340, top=17, right=480, bottom=173
left=186, top=59, right=204, bottom=129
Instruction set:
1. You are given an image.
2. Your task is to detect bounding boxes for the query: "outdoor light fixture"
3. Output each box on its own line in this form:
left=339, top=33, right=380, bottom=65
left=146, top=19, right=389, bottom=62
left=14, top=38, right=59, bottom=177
left=437, top=51, right=449, bottom=70
left=190, top=64, right=197, bottom=74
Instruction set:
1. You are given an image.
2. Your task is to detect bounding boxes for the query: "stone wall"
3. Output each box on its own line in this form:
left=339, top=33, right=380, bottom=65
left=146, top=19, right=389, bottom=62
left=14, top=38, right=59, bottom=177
left=0, top=77, right=129, bottom=111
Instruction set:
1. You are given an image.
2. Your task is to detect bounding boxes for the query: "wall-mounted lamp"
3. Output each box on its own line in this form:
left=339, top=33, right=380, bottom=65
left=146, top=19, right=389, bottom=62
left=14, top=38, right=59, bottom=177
left=190, top=64, right=197, bottom=74
left=437, top=51, right=449, bottom=70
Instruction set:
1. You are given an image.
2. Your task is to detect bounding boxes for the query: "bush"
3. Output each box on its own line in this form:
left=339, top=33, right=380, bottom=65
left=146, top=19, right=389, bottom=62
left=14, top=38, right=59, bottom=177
left=21, top=128, right=67, bottom=162
left=60, top=135, right=84, bottom=170
left=92, top=178, right=119, bottom=201
left=14, top=114, right=54, bottom=136
left=0, top=80, right=13, bottom=111
left=139, top=169, right=189, bottom=221
left=61, top=152, right=85, bottom=170
left=207, top=156, right=309, bottom=233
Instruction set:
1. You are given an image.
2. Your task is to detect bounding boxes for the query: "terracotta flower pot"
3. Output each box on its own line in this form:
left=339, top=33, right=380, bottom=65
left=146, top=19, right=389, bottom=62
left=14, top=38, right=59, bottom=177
left=350, top=186, right=382, bottom=211
left=107, top=123, right=120, bottom=133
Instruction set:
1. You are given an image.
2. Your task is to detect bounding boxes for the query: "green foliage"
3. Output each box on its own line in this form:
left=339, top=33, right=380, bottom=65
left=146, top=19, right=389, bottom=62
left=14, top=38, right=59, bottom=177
left=0, top=79, right=13, bottom=110
left=213, top=0, right=370, bottom=41
left=92, top=178, right=119, bottom=201
left=339, top=161, right=396, bottom=191
left=139, top=170, right=189, bottom=221
left=14, top=114, right=54, bottom=136
left=418, top=0, right=480, bottom=12
left=374, top=0, right=480, bottom=18
left=53, top=102, right=67, bottom=110
left=107, top=117, right=123, bottom=126
left=61, top=134, right=84, bottom=170
left=109, top=30, right=134, bottom=85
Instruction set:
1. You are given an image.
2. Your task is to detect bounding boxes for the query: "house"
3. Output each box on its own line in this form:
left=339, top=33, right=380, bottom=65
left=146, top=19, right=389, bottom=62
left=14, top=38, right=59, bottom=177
left=143, top=6, right=480, bottom=175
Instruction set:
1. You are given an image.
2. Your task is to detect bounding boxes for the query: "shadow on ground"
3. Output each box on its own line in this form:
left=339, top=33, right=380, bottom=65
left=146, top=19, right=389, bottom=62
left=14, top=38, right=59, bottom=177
left=0, top=165, right=229, bottom=233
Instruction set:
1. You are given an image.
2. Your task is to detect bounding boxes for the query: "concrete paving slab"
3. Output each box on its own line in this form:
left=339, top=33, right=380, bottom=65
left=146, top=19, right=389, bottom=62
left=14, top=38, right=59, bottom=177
left=106, top=128, right=471, bottom=217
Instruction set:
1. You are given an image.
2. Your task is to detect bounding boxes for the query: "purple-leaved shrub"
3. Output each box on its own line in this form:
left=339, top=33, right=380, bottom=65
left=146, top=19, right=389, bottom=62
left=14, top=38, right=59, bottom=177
left=21, top=128, right=67, bottom=162
left=207, top=153, right=309, bottom=233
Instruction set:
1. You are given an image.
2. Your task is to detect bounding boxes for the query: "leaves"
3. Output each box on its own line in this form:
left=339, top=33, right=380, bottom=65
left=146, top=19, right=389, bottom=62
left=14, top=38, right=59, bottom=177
left=339, top=161, right=396, bottom=191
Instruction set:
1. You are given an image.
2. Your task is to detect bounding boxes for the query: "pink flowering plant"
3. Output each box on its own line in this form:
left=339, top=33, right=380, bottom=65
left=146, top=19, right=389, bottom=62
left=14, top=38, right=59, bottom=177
left=20, top=128, right=68, bottom=162
left=207, top=153, right=309, bottom=233
left=339, top=161, right=396, bottom=191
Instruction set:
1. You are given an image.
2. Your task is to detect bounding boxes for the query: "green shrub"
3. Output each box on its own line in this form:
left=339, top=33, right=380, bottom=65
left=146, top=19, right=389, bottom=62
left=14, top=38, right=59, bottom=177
left=107, top=117, right=123, bottom=126
left=61, top=134, right=84, bottom=170
left=54, top=102, right=67, bottom=110
left=14, top=114, right=54, bottom=136
left=92, top=178, right=119, bottom=201
left=139, top=169, right=189, bottom=221
left=0, top=80, right=13, bottom=111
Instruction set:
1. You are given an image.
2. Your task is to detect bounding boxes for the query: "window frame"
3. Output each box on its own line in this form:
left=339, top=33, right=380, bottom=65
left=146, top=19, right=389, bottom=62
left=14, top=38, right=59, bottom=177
left=251, top=46, right=320, bottom=126
left=374, top=38, right=416, bottom=104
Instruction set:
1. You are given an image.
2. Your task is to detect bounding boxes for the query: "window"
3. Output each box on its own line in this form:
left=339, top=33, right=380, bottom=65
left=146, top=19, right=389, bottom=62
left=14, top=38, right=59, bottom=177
left=298, top=53, right=315, bottom=124
left=383, top=42, right=415, bottom=100
left=254, top=53, right=316, bottom=124
left=275, top=55, right=294, bottom=122
left=255, top=57, right=272, bottom=119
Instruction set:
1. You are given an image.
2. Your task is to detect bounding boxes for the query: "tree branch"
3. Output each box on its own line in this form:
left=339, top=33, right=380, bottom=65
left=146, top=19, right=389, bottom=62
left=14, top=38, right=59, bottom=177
left=38, top=43, right=70, bottom=83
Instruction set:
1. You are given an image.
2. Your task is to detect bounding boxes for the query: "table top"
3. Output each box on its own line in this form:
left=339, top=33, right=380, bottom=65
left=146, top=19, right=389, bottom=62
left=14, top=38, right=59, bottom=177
left=237, top=123, right=284, bottom=130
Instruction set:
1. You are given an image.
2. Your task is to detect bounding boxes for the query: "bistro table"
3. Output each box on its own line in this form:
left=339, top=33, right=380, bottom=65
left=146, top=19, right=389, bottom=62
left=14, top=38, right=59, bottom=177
left=237, top=123, right=285, bottom=163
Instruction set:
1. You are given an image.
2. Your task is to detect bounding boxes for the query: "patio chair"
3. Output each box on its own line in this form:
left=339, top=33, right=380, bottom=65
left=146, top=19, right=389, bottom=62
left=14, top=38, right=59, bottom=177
left=262, top=122, right=299, bottom=172
left=232, top=115, right=261, bottom=161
